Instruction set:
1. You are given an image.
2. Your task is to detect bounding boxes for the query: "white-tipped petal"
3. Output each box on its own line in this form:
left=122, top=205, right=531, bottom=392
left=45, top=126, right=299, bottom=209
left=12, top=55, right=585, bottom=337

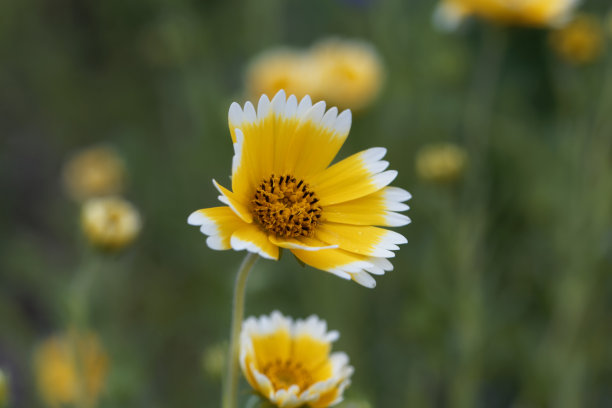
left=257, top=94, right=271, bottom=119
left=334, top=109, right=352, bottom=135
left=351, top=270, right=376, bottom=288
left=296, top=95, right=313, bottom=116
left=243, top=101, right=257, bottom=123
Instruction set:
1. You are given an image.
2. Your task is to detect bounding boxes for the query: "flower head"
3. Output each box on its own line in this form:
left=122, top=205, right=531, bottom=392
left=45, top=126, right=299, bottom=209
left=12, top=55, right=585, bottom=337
left=435, top=0, right=580, bottom=29
left=188, top=90, right=410, bottom=288
left=240, top=311, right=353, bottom=408
left=309, top=39, right=384, bottom=111
left=34, top=331, right=108, bottom=408
left=62, top=145, right=126, bottom=202
left=81, top=196, right=142, bottom=252
left=245, top=48, right=314, bottom=102
left=244, top=39, right=384, bottom=111
left=416, top=143, right=467, bottom=184
left=550, top=14, right=605, bottom=65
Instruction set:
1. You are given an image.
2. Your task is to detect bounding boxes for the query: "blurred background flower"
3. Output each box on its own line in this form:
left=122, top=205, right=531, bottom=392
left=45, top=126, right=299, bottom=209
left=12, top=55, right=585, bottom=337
left=415, top=143, right=467, bottom=184
left=244, top=38, right=384, bottom=111
left=34, top=331, right=108, bottom=408
left=245, top=49, right=314, bottom=102
left=81, top=197, right=142, bottom=252
left=550, top=14, right=605, bottom=65
left=309, top=39, right=384, bottom=111
left=62, top=146, right=126, bottom=203
left=435, top=0, right=580, bottom=28
left=202, top=342, right=227, bottom=381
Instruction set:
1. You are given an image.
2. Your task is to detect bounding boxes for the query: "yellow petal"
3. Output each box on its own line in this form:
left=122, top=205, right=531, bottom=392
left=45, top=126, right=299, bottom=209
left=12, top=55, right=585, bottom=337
left=268, top=235, right=337, bottom=251
left=310, top=148, right=397, bottom=206
left=213, top=179, right=253, bottom=223
left=250, top=329, right=292, bottom=368
left=231, top=224, right=279, bottom=260
left=187, top=207, right=246, bottom=250
left=290, top=247, right=392, bottom=288
left=323, top=186, right=411, bottom=227
left=240, top=339, right=259, bottom=389
left=315, top=222, right=407, bottom=258
left=291, top=335, right=332, bottom=373
left=228, top=91, right=352, bottom=200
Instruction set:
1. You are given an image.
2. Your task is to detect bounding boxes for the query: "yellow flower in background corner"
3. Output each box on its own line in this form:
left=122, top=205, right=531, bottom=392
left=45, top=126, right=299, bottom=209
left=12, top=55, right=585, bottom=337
left=62, top=145, right=126, bottom=202
left=81, top=196, right=142, bottom=252
left=550, top=14, right=605, bottom=65
left=434, top=0, right=581, bottom=29
left=245, top=48, right=314, bottom=102
left=416, top=143, right=467, bottom=184
left=240, top=311, right=353, bottom=408
left=309, top=39, right=384, bottom=111
left=34, top=331, right=108, bottom=408
left=188, top=90, right=411, bottom=288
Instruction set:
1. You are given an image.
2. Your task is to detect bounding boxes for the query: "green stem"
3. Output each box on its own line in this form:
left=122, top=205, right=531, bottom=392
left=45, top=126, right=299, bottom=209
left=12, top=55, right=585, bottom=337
left=221, top=252, right=259, bottom=408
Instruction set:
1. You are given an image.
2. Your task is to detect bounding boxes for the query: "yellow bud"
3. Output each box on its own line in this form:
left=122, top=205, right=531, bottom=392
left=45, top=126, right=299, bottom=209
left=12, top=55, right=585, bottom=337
left=62, top=146, right=126, bottom=202
left=416, top=143, right=467, bottom=184
left=81, top=196, right=142, bottom=252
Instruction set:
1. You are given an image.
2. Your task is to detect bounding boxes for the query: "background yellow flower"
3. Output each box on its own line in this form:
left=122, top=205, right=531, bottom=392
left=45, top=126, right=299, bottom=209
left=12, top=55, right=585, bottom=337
left=245, top=49, right=315, bottom=103
left=435, top=0, right=580, bottom=28
left=550, top=14, right=605, bottom=65
left=34, top=331, right=108, bottom=408
left=309, top=39, right=384, bottom=111
left=415, top=143, right=467, bottom=184
left=81, top=196, right=142, bottom=252
left=62, top=146, right=126, bottom=202
left=244, top=38, right=384, bottom=112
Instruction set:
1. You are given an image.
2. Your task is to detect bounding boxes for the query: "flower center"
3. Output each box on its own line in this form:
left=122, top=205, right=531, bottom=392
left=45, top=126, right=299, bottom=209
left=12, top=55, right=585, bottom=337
left=261, top=359, right=313, bottom=391
left=251, top=174, right=322, bottom=239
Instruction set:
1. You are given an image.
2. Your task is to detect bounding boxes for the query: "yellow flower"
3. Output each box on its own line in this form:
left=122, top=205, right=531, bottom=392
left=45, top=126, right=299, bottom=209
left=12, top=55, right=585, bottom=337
left=240, top=311, right=353, bottom=408
left=245, top=49, right=314, bottom=102
left=435, top=0, right=580, bottom=29
left=188, top=90, right=410, bottom=288
left=62, top=146, right=126, bottom=202
left=550, top=14, right=605, bottom=64
left=34, top=331, right=108, bottom=408
left=244, top=39, right=384, bottom=112
left=309, top=39, right=384, bottom=111
left=415, top=143, right=467, bottom=184
left=81, top=196, right=142, bottom=252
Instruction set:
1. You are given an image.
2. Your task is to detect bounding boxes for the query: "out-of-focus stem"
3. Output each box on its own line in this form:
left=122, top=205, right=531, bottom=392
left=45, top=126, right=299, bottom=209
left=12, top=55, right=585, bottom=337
left=221, top=252, right=259, bottom=408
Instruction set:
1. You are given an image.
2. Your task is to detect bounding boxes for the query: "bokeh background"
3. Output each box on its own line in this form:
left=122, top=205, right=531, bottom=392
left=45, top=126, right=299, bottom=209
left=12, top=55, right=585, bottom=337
left=2, top=0, right=612, bottom=407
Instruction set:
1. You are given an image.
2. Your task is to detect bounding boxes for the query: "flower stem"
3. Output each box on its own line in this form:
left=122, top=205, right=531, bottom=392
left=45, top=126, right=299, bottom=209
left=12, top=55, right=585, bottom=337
left=221, top=252, right=259, bottom=408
